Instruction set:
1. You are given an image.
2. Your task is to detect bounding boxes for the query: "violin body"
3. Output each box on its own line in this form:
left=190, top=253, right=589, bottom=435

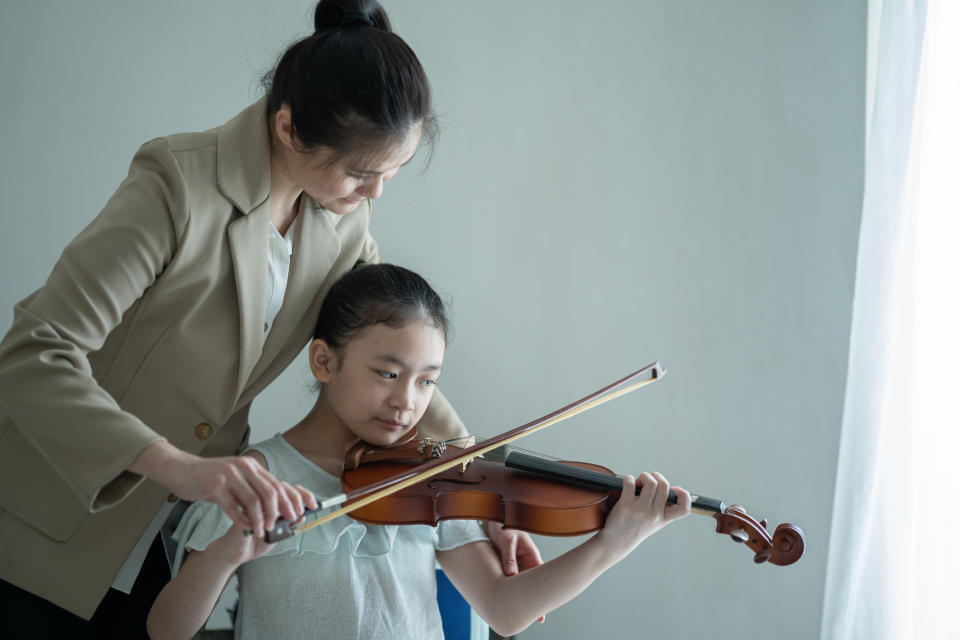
left=343, top=444, right=618, bottom=536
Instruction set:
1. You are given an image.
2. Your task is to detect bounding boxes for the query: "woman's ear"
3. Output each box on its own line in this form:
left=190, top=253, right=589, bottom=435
left=273, top=105, right=296, bottom=150
left=309, top=338, right=337, bottom=384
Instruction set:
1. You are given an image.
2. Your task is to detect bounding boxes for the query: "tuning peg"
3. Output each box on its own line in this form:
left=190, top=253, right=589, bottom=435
left=729, top=528, right=749, bottom=543
left=760, top=518, right=767, bottom=529
left=753, top=547, right=772, bottom=564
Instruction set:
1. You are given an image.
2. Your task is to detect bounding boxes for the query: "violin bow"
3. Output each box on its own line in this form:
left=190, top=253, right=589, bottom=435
left=266, top=363, right=664, bottom=542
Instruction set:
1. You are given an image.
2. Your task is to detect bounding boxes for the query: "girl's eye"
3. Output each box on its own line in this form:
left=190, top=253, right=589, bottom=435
left=377, top=370, right=397, bottom=380
left=419, top=379, right=436, bottom=387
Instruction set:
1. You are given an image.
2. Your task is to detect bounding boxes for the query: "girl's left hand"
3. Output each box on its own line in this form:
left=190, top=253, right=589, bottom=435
left=597, top=471, right=692, bottom=561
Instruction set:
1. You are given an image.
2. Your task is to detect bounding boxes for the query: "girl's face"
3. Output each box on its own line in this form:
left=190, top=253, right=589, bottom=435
left=273, top=109, right=422, bottom=215
left=319, top=320, right=445, bottom=448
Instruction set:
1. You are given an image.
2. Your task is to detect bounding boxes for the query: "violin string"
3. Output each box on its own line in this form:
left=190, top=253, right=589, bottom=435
left=442, top=435, right=576, bottom=465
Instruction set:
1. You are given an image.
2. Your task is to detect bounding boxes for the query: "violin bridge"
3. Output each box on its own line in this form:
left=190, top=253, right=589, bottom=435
left=459, top=456, right=474, bottom=473
left=417, top=437, right=447, bottom=459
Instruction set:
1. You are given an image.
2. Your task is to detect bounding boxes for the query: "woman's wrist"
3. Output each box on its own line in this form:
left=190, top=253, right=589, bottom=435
left=128, top=440, right=194, bottom=485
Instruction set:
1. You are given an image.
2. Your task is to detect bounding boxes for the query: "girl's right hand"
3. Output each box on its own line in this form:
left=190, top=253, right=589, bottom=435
left=596, top=471, right=692, bottom=562
left=207, top=520, right=277, bottom=567
left=130, top=441, right=318, bottom=538
left=207, top=479, right=318, bottom=567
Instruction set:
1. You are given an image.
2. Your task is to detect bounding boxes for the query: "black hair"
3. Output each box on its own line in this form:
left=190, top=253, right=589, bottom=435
left=264, top=0, right=437, bottom=163
left=314, top=263, right=449, bottom=352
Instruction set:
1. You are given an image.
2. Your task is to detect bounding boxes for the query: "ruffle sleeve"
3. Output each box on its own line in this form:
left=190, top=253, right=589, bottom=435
left=435, top=519, right=489, bottom=551
left=170, top=500, right=233, bottom=574
left=171, top=499, right=410, bottom=575
left=278, top=507, right=403, bottom=559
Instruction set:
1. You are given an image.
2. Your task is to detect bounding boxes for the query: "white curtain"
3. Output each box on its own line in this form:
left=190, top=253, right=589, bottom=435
left=821, top=0, right=960, bottom=638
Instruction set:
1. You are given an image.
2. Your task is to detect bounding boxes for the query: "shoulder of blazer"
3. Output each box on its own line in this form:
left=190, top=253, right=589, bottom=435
left=130, top=100, right=271, bottom=220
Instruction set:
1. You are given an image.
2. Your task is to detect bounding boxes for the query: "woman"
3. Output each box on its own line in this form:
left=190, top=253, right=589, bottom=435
left=0, top=1, right=538, bottom=636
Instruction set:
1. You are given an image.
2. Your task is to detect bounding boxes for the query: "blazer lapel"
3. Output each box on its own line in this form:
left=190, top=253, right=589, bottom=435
left=217, top=98, right=273, bottom=387
left=227, top=205, right=269, bottom=386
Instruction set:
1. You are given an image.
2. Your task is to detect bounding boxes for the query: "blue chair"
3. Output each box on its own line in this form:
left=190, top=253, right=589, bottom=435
left=437, top=568, right=491, bottom=640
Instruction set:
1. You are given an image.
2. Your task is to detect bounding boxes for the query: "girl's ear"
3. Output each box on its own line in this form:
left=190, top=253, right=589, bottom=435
left=309, top=338, right=337, bottom=383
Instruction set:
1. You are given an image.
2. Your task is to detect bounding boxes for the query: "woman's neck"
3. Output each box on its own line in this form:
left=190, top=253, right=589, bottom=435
left=268, top=121, right=303, bottom=236
left=284, top=393, right=358, bottom=476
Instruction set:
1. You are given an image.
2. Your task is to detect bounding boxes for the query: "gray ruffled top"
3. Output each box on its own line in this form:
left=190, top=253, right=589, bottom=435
left=173, top=433, right=488, bottom=640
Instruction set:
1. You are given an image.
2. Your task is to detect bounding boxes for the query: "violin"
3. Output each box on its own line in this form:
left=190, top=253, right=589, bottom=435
left=346, top=437, right=803, bottom=565
left=267, top=433, right=803, bottom=566
left=265, top=363, right=805, bottom=566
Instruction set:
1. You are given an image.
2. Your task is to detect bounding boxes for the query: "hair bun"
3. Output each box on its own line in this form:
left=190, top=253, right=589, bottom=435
left=339, top=11, right=375, bottom=28
left=314, top=1, right=390, bottom=33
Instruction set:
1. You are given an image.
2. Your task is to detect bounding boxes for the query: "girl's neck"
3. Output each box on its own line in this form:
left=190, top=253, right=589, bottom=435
left=284, top=392, right=358, bottom=476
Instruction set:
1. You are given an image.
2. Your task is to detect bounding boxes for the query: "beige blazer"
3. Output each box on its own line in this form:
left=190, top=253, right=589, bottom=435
left=0, top=99, right=466, bottom=619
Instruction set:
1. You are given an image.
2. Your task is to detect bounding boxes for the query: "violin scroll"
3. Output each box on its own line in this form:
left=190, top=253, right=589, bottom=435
left=713, top=505, right=805, bottom=566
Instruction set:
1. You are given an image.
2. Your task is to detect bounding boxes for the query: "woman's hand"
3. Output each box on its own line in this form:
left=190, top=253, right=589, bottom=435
left=484, top=522, right=546, bottom=621
left=484, top=522, right=544, bottom=576
left=596, top=471, right=692, bottom=562
left=130, top=441, right=317, bottom=538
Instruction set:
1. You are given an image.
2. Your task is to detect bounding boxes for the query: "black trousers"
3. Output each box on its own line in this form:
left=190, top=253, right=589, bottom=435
left=0, top=534, right=171, bottom=639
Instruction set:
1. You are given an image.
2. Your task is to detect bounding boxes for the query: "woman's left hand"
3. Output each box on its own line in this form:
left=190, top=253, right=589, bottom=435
left=484, top=521, right=543, bottom=576
left=483, top=522, right=546, bottom=622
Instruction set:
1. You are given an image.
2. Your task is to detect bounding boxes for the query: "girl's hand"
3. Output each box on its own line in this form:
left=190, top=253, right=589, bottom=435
left=207, top=520, right=277, bottom=568
left=596, top=471, right=692, bottom=561
left=438, top=473, right=690, bottom=636
left=130, top=441, right=317, bottom=538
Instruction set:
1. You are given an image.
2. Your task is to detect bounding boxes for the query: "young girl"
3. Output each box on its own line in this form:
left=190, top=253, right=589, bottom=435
left=147, top=264, right=692, bottom=639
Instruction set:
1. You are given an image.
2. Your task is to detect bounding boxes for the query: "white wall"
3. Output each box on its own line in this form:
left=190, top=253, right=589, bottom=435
left=0, top=1, right=865, bottom=638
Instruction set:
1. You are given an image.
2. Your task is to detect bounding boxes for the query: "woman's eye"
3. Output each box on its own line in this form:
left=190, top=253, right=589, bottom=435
left=419, top=379, right=436, bottom=387
left=377, top=370, right=397, bottom=380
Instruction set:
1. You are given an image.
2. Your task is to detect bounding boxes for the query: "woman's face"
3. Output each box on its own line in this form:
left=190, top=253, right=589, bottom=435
left=320, top=320, right=445, bottom=448
left=274, top=112, right=422, bottom=215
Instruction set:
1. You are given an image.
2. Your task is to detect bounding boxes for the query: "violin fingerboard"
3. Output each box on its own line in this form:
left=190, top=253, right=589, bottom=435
left=505, top=452, right=622, bottom=491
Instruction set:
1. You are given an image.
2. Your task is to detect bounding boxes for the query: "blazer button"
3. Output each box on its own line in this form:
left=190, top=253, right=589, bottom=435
left=167, top=493, right=178, bottom=503
left=195, top=422, right=213, bottom=440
